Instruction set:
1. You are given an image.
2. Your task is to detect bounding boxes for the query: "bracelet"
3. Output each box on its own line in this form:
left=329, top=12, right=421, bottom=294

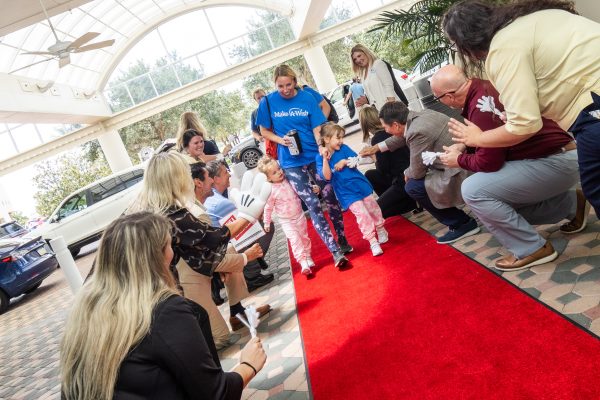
left=241, top=361, right=257, bottom=376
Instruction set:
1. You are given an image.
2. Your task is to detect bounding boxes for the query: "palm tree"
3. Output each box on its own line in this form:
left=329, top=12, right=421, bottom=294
left=370, top=0, right=506, bottom=72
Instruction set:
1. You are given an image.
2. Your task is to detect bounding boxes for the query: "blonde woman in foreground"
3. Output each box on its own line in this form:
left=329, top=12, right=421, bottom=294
left=60, top=212, right=266, bottom=399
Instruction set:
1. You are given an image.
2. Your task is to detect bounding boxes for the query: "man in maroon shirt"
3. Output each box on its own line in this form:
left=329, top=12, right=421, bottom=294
left=430, top=64, right=589, bottom=271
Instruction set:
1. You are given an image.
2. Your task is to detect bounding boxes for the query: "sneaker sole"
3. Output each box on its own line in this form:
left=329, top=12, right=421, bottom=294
left=494, top=250, right=559, bottom=272
left=560, top=201, right=590, bottom=234
left=436, top=227, right=481, bottom=244
left=334, top=257, right=348, bottom=268
left=372, top=250, right=383, bottom=256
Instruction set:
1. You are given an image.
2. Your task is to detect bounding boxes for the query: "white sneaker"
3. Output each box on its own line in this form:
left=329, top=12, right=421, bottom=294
left=300, top=260, right=313, bottom=276
left=306, top=257, right=315, bottom=268
left=371, top=242, right=383, bottom=256
left=377, top=227, right=389, bottom=244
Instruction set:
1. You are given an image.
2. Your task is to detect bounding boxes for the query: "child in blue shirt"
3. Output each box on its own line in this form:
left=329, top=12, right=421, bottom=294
left=317, top=123, right=389, bottom=256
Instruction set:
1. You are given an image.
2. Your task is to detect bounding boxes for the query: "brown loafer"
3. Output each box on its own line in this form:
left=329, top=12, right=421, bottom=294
left=229, top=304, right=272, bottom=331
left=494, top=241, right=558, bottom=272
left=560, top=188, right=590, bottom=234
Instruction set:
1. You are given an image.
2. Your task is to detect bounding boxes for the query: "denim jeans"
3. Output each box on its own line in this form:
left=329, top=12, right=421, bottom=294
left=570, top=92, right=600, bottom=218
left=405, top=178, right=470, bottom=229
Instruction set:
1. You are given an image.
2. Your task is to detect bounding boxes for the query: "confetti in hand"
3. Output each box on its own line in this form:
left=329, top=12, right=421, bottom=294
left=237, top=305, right=261, bottom=338
left=346, top=156, right=359, bottom=168
left=422, top=151, right=444, bottom=166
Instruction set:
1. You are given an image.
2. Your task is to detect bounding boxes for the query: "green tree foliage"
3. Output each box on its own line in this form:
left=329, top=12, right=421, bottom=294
left=105, top=51, right=203, bottom=112
left=33, top=152, right=111, bottom=217
left=370, top=0, right=509, bottom=72
left=8, top=211, right=28, bottom=226
left=111, top=90, right=253, bottom=163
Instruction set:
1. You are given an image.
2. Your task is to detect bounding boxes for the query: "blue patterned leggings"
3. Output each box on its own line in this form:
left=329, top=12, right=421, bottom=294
left=284, top=162, right=344, bottom=254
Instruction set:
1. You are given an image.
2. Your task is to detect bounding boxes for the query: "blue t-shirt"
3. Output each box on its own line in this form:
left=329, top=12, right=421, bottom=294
left=256, top=90, right=326, bottom=169
left=350, top=82, right=365, bottom=101
left=316, top=144, right=373, bottom=210
left=301, top=85, right=324, bottom=104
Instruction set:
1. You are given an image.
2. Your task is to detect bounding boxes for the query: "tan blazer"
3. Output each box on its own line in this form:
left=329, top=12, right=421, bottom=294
left=385, top=109, right=468, bottom=209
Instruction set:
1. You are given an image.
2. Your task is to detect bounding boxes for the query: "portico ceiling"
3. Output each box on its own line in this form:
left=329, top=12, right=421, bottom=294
left=0, top=0, right=294, bottom=91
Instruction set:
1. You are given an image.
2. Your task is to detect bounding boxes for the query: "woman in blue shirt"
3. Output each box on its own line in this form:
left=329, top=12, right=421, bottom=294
left=256, top=64, right=350, bottom=268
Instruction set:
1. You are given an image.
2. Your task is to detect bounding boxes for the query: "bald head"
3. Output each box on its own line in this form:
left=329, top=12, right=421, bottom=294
left=430, top=64, right=467, bottom=93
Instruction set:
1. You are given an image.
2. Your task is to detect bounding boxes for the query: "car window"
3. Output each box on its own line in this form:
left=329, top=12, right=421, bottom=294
left=58, top=193, right=88, bottom=219
left=330, top=87, right=344, bottom=103
left=0, top=222, right=24, bottom=238
left=90, top=169, right=144, bottom=203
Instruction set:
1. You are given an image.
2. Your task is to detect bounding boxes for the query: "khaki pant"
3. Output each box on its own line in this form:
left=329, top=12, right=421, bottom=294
left=176, top=245, right=248, bottom=349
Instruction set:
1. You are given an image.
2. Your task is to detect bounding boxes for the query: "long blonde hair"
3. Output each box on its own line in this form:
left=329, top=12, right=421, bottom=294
left=60, top=212, right=178, bottom=399
left=127, top=152, right=195, bottom=215
left=359, top=106, right=383, bottom=142
left=350, top=44, right=378, bottom=80
left=176, top=111, right=208, bottom=151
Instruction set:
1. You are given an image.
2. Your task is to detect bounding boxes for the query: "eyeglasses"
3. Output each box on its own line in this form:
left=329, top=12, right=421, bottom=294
left=433, top=90, right=457, bottom=102
left=432, top=79, right=468, bottom=101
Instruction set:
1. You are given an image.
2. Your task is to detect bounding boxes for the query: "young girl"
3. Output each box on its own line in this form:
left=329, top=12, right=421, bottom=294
left=317, top=123, right=388, bottom=256
left=258, top=156, right=315, bottom=276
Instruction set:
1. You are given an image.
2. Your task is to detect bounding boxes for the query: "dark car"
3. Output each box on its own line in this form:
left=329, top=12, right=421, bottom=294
left=0, top=223, right=59, bottom=313
left=0, top=221, right=28, bottom=239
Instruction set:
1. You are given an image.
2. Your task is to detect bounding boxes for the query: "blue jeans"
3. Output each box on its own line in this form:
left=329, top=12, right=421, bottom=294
left=405, top=178, right=470, bottom=229
left=284, top=162, right=344, bottom=254
left=569, top=92, right=600, bottom=218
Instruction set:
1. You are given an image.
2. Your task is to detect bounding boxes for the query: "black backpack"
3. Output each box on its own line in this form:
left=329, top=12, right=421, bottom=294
left=322, top=94, right=339, bottom=123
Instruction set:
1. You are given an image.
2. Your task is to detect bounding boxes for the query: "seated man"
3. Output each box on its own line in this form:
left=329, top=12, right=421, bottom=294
left=362, top=102, right=479, bottom=244
left=204, top=160, right=275, bottom=291
left=188, top=162, right=270, bottom=348
left=431, top=64, right=586, bottom=271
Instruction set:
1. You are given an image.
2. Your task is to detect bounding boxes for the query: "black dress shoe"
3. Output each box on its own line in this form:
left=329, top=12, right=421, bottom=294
left=247, top=273, right=275, bottom=292
left=257, top=257, right=269, bottom=270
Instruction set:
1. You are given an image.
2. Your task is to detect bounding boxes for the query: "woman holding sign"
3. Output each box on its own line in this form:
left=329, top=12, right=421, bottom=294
left=257, top=64, right=350, bottom=269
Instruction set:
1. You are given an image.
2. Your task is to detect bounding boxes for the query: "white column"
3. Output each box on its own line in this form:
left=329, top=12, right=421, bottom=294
left=303, top=46, right=338, bottom=93
left=98, top=129, right=133, bottom=173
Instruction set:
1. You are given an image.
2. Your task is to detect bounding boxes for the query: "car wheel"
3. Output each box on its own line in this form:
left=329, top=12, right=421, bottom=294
left=25, top=281, right=43, bottom=294
left=241, top=148, right=263, bottom=169
left=0, top=290, right=9, bottom=314
left=69, top=246, right=81, bottom=258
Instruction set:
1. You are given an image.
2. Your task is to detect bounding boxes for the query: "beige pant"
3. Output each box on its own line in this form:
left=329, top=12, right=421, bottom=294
left=176, top=245, right=248, bottom=349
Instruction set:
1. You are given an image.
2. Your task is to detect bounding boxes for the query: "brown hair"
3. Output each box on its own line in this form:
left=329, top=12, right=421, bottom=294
left=359, top=106, right=383, bottom=142
left=320, top=122, right=345, bottom=147
left=273, top=64, right=298, bottom=85
left=176, top=112, right=207, bottom=151
left=443, top=0, right=577, bottom=76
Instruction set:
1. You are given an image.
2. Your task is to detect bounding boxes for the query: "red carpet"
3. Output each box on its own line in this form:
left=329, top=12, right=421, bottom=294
left=291, top=214, right=600, bottom=399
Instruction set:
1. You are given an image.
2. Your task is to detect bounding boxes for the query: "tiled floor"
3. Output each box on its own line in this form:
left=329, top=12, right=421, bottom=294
left=1, top=128, right=599, bottom=398
left=2, top=209, right=598, bottom=399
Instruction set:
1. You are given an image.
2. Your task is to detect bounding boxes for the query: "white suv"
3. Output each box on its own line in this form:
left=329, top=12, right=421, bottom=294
left=28, top=165, right=144, bottom=256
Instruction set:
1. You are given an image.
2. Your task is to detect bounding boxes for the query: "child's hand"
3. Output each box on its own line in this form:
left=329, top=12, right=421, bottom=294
left=334, top=159, right=347, bottom=171
left=311, top=185, right=320, bottom=194
left=264, top=225, right=270, bottom=233
left=320, top=147, right=331, bottom=160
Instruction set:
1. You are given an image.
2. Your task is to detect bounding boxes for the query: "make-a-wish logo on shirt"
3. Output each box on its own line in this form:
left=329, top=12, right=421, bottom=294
left=274, top=108, right=309, bottom=117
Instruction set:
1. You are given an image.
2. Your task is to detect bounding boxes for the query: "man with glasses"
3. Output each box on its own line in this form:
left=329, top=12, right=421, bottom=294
left=431, top=64, right=585, bottom=271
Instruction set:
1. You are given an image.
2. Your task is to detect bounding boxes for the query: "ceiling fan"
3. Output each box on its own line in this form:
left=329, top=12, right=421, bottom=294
left=10, top=0, right=115, bottom=74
